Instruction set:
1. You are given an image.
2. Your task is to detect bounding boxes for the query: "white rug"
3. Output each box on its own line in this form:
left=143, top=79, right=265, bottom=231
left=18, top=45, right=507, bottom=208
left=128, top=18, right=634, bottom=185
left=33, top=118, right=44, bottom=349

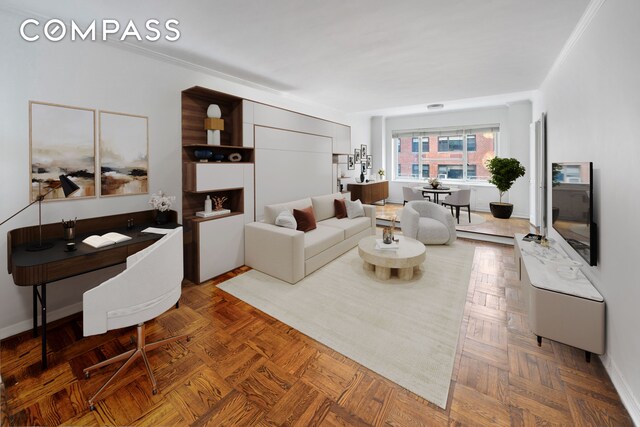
left=218, top=241, right=475, bottom=409
left=454, top=211, right=486, bottom=226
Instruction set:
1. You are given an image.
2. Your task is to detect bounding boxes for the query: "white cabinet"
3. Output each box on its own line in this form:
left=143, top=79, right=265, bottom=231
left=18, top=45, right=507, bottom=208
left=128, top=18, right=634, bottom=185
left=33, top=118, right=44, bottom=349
left=187, top=163, right=245, bottom=192
left=333, top=124, right=351, bottom=154
left=198, top=214, right=245, bottom=281
left=514, top=234, right=605, bottom=360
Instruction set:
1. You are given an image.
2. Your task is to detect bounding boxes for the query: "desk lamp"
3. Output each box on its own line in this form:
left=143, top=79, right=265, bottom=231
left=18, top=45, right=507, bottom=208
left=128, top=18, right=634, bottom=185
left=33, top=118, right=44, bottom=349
left=0, top=175, right=80, bottom=251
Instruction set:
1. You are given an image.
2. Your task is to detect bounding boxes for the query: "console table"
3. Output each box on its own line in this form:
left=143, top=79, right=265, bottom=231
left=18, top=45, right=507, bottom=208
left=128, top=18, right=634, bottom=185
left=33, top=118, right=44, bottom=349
left=7, top=210, right=178, bottom=369
left=347, top=181, right=389, bottom=205
left=514, top=234, right=604, bottom=361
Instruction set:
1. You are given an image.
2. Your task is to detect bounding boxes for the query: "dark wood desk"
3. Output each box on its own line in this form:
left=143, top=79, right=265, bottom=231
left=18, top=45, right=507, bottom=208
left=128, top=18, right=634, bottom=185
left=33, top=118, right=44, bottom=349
left=347, top=181, right=389, bottom=205
left=7, top=210, right=178, bottom=369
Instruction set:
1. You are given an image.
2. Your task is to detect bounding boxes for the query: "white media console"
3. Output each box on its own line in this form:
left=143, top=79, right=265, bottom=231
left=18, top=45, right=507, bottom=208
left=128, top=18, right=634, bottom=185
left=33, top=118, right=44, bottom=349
left=514, top=233, right=605, bottom=361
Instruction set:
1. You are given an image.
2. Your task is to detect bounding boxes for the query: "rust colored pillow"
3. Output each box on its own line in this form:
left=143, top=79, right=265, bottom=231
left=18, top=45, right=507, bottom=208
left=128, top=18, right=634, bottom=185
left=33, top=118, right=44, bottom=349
left=293, top=206, right=317, bottom=232
left=334, top=199, right=347, bottom=219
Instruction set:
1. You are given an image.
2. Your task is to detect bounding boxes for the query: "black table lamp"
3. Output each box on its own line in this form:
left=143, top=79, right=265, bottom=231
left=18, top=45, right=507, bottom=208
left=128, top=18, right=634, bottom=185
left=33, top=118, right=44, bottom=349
left=0, top=175, right=80, bottom=251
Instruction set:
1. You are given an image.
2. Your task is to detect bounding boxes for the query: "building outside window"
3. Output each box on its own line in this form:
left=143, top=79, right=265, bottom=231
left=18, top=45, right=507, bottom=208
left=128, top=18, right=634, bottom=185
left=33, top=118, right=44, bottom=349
left=393, top=126, right=497, bottom=182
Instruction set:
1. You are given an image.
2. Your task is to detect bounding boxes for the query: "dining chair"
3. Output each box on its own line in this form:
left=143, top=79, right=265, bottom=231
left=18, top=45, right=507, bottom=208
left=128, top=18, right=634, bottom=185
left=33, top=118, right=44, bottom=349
left=82, top=227, right=188, bottom=410
left=441, top=189, right=471, bottom=224
left=403, top=186, right=430, bottom=205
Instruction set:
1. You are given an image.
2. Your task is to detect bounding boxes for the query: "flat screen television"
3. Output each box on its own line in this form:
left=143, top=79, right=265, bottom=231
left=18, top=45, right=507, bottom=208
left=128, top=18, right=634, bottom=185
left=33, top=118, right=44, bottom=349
left=551, top=162, right=597, bottom=266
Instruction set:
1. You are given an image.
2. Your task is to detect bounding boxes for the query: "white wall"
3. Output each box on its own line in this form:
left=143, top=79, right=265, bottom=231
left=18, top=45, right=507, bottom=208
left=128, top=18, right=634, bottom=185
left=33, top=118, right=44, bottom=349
left=535, top=0, right=640, bottom=421
left=383, top=104, right=532, bottom=216
left=0, top=8, right=366, bottom=338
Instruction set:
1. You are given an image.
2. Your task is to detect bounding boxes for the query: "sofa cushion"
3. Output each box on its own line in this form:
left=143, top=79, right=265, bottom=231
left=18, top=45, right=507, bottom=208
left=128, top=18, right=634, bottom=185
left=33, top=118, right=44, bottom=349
left=264, top=197, right=312, bottom=225
left=417, top=217, right=451, bottom=245
left=275, top=211, right=297, bottom=229
left=293, top=207, right=317, bottom=232
left=311, top=192, right=344, bottom=222
left=334, top=199, right=347, bottom=219
left=320, top=217, right=371, bottom=239
left=304, top=225, right=344, bottom=259
left=346, top=199, right=365, bottom=219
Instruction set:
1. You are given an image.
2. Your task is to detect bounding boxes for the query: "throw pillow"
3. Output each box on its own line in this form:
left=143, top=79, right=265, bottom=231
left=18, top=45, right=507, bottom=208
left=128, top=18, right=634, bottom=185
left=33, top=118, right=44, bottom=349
left=293, top=206, right=317, bottom=232
left=275, top=211, right=297, bottom=229
left=334, top=198, right=347, bottom=219
left=345, top=199, right=365, bottom=219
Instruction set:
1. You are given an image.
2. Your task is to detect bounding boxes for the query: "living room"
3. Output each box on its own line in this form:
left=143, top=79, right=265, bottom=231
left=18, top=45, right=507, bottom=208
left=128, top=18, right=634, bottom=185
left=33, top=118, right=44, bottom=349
left=1, top=1, right=639, bottom=425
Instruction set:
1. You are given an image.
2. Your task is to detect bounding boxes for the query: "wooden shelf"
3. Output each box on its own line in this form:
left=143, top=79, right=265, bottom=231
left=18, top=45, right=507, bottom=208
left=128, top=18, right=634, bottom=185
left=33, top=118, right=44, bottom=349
left=184, top=144, right=254, bottom=150
left=182, top=86, right=253, bottom=284
left=188, top=211, right=243, bottom=223
left=183, top=186, right=244, bottom=194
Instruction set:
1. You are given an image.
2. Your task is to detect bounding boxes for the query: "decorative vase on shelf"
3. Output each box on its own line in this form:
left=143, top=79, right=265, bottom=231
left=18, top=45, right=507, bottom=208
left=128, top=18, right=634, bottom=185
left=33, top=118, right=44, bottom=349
left=154, top=210, right=169, bottom=225
left=212, top=153, right=225, bottom=162
left=206, top=104, right=222, bottom=146
left=360, top=171, right=365, bottom=183
left=207, top=104, right=221, bottom=118
left=194, top=149, right=213, bottom=162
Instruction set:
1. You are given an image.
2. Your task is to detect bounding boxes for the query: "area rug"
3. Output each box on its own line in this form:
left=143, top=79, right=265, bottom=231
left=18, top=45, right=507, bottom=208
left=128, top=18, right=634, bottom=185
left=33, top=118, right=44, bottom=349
left=218, top=241, right=475, bottom=409
left=454, top=211, right=486, bottom=226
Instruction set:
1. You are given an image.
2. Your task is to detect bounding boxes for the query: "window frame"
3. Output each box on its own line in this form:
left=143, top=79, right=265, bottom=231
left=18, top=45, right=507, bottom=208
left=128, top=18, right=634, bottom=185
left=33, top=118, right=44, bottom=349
left=392, top=126, right=498, bottom=183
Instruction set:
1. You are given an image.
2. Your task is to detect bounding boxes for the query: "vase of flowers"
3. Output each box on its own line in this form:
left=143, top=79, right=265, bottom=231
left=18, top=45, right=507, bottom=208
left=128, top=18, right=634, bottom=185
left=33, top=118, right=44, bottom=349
left=428, top=177, right=440, bottom=189
left=149, top=190, right=175, bottom=224
left=377, top=169, right=385, bottom=180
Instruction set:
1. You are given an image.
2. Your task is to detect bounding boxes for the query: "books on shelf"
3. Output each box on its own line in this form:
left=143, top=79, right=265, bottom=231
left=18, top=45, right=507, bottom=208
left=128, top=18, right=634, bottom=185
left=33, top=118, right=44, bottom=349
left=522, top=233, right=542, bottom=242
left=82, top=232, right=132, bottom=248
left=375, top=238, right=399, bottom=250
left=196, top=209, right=231, bottom=218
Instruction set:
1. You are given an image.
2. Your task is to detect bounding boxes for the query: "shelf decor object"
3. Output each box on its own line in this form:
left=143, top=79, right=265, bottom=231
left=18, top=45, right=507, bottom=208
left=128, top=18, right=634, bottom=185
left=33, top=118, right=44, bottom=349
left=228, top=152, right=242, bottom=162
left=194, top=148, right=213, bottom=162
left=205, top=103, right=223, bottom=145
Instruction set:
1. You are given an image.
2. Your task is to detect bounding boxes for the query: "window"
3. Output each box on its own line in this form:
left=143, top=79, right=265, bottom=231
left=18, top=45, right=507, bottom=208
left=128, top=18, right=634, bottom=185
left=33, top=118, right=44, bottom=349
left=438, top=136, right=463, bottom=152
left=467, top=164, right=477, bottom=180
left=438, top=164, right=463, bottom=179
left=467, top=135, right=476, bottom=152
left=422, top=137, right=429, bottom=153
left=421, top=164, right=429, bottom=179
left=393, top=125, right=497, bottom=182
left=411, top=138, right=419, bottom=153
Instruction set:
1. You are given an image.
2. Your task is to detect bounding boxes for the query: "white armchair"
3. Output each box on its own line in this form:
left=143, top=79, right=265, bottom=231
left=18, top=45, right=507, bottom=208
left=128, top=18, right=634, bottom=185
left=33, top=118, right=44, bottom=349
left=82, top=227, right=187, bottom=410
left=401, top=201, right=456, bottom=245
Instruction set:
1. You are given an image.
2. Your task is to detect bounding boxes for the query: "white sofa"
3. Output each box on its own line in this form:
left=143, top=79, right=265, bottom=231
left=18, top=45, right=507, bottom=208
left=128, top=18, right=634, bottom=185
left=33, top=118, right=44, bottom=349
left=245, top=192, right=376, bottom=283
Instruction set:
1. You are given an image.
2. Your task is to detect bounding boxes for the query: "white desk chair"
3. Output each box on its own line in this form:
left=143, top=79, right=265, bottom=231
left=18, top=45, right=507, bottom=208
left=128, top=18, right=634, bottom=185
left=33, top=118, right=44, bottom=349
left=82, top=227, right=187, bottom=410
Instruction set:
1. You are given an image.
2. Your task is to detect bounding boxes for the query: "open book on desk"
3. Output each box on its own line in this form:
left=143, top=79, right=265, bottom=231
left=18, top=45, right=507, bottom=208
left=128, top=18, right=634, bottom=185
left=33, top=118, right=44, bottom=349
left=82, top=232, right=132, bottom=248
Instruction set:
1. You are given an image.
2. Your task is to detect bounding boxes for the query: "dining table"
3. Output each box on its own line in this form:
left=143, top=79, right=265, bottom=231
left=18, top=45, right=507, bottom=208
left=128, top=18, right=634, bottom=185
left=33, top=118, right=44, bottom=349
left=421, top=186, right=458, bottom=204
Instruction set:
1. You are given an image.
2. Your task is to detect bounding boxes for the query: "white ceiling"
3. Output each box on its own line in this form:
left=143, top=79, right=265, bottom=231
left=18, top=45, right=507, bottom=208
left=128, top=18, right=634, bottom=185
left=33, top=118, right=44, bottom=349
left=8, top=0, right=590, bottom=113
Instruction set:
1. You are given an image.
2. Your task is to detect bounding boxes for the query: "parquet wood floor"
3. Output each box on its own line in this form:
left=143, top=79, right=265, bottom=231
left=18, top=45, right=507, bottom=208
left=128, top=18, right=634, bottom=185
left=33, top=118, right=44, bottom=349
left=1, top=240, right=633, bottom=426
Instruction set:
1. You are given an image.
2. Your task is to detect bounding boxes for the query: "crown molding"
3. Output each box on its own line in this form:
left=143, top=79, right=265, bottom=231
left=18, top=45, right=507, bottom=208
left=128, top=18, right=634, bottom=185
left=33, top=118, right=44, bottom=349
left=541, top=0, right=606, bottom=87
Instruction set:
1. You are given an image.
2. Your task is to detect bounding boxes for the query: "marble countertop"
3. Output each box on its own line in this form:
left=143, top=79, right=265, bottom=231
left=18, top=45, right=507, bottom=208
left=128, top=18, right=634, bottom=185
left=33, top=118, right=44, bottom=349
left=515, top=234, right=603, bottom=302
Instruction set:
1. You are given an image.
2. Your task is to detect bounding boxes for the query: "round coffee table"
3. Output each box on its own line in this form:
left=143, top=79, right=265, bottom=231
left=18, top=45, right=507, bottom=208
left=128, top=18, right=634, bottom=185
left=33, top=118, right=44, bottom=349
left=357, top=235, right=426, bottom=280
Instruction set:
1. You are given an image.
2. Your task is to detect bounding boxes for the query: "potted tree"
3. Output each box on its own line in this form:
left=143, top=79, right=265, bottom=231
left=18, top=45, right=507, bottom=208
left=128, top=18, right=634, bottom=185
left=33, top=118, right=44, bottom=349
left=485, top=157, right=526, bottom=219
